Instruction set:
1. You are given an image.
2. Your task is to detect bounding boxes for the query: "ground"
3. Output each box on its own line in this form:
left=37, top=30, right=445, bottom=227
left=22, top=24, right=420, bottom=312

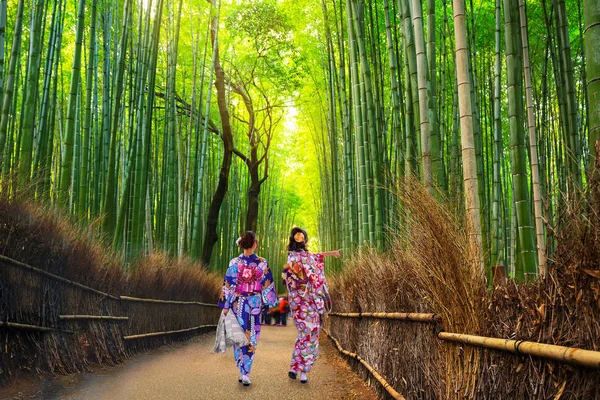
left=1, top=323, right=377, bottom=400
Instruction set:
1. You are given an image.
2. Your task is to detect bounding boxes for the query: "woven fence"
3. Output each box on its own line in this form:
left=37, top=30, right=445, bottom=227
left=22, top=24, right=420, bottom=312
left=0, top=255, right=220, bottom=385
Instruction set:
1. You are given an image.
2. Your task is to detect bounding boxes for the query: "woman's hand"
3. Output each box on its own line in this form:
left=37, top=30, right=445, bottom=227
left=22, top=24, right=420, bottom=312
left=322, top=249, right=342, bottom=258
left=223, top=308, right=229, bottom=316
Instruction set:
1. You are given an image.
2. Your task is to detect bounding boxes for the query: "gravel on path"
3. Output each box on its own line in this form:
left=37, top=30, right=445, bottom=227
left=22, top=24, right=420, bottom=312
left=8, top=323, right=377, bottom=400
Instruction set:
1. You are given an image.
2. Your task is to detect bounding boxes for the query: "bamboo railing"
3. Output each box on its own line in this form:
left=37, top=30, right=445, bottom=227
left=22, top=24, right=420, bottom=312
left=329, top=311, right=440, bottom=322
left=324, top=329, right=405, bottom=400
left=1, top=255, right=220, bottom=342
left=0, top=321, right=57, bottom=332
left=123, top=325, right=218, bottom=341
left=0, top=255, right=119, bottom=300
left=59, top=315, right=129, bottom=321
left=438, top=332, right=600, bottom=369
left=328, top=311, right=600, bottom=369
left=120, top=295, right=218, bottom=308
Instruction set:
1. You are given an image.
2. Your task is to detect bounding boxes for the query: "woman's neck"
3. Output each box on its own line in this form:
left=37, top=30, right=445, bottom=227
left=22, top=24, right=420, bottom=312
left=243, top=249, right=254, bottom=257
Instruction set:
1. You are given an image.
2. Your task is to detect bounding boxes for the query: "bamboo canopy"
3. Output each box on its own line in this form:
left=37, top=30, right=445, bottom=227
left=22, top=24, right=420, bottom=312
left=324, top=329, right=405, bottom=400
left=438, top=332, right=600, bottom=369
left=329, top=312, right=441, bottom=323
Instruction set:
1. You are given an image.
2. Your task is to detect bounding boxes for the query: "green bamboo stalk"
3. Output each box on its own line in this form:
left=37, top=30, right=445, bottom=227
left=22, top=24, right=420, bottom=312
left=384, top=0, right=403, bottom=181
left=347, top=0, right=367, bottom=245
left=518, top=0, right=546, bottom=277
left=503, top=0, right=537, bottom=279
left=191, top=4, right=216, bottom=260
left=491, top=0, right=504, bottom=274
left=33, top=0, right=60, bottom=196
left=17, top=0, right=45, bottom=186
left=555, top=0, right=582, bottom=190
left=451, top=0, right=484, bottom=277
left=410, top=0, right=433, bottom=194
left=585, top=0, right=600, bottom=167
left=102, top=0, right=131, bottom=236
left=0, top=0, right=6, bottom=109
left=78, top=0, right=98, bottom=218
left=352, top=0, right=383, bottom=249
left=399, top=0, right=421, bottom=179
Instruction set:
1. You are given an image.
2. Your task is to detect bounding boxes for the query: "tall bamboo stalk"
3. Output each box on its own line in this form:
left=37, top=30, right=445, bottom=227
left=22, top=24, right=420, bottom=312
left=503, top=0, right=537, bottom=279
left=452, top=0, right=484, bottom=276
left=491, top=0, right=504, bottom=273
left=585, top=0, right=600, bottom=167
left=78, top=0, right=98, bottom=218
left=18, top=0, right=45, bottom=186
left=518, top=0, right=546, bottom=276
left=410, top=0, right=433, bottom=194
left=0, top=0, right=22, bottom=162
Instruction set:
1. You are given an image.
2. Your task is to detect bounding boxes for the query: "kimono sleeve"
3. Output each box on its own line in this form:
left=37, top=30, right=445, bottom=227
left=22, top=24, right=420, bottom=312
left=259, top=259, right=278, bottom=308
left=218, top=259, right=238, bottom=310
left=304, top=252, right=326, bottom=297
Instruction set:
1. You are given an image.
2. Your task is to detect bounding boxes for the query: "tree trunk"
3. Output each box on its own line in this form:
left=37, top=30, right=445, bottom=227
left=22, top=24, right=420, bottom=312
left=202, top=11, right=233, bottom=266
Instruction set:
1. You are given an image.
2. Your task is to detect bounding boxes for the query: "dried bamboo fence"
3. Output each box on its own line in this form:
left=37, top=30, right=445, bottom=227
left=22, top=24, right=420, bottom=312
left=0, top=254, right=221, bottom=385
left=326, top=310, right=600, bottom=399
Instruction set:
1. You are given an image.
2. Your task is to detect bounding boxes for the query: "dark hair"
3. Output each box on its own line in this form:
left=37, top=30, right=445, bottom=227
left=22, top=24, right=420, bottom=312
left=287, top=227, right=308, bottom=252
left=238, top=231, right=257, bottom=250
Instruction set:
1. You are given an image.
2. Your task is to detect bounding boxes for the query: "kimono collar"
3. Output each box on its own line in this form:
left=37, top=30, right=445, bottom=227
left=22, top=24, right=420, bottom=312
left=239, top=253, right=258, bottom=262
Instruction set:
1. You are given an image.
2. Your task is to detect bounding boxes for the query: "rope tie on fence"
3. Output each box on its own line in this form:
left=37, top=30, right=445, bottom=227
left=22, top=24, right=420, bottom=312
left=514, top=339, right=525, bottom=356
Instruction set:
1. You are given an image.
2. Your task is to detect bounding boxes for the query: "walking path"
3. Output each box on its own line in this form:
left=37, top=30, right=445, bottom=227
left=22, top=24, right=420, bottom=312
left=4, top=323, right=376, bottom=400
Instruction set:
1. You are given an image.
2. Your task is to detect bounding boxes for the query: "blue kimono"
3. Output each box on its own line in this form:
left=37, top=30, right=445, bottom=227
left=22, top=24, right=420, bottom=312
left=218, top=253, right=277, bottom=375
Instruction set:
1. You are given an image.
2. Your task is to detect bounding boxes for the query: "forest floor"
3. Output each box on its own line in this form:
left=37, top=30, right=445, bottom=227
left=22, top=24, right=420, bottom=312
left=1, top=323, right=377, bottom=400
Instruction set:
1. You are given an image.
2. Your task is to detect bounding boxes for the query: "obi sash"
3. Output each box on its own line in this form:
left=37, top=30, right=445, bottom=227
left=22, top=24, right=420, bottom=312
left=236, top=280, right=262, bottom=294
left=235, top=256, right=263, bottom=294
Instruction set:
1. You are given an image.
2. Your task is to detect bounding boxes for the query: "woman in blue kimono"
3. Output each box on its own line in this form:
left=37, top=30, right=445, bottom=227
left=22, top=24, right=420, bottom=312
left=218, top=231, right=278, bottom=386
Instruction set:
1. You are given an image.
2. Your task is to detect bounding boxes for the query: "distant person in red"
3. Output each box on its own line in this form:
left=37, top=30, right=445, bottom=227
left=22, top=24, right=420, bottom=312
left=277, top=295, right=289, bottom=326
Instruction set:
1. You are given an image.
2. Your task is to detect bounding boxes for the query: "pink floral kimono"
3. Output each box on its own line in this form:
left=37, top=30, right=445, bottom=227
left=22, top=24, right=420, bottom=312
left=283, top=250, right=329, bottom=373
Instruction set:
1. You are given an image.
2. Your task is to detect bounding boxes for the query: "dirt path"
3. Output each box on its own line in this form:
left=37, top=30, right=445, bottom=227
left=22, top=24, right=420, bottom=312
left=3, top=324, right=377, bottom=400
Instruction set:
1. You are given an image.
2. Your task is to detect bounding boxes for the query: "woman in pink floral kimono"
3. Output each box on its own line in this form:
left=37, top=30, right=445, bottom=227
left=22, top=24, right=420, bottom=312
left=283, top=227, right=340, bottom=383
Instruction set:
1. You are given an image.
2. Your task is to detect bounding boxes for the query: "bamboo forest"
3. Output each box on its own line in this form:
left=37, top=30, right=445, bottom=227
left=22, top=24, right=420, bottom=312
left=0, top=0, right=599, bottom=397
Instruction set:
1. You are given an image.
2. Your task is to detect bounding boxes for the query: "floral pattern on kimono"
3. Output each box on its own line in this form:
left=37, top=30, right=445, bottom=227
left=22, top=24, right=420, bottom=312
left=218, top=253, right=277, bottom=375
left=283, top=250, right=328, bottom=373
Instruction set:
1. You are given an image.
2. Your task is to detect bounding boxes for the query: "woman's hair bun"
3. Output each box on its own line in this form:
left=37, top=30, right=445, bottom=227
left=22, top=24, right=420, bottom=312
left=238, top=231, right=257, bottom=249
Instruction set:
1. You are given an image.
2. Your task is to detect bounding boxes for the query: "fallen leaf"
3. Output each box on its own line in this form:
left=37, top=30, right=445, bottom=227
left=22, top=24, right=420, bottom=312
left=537, top=304, right=546, bottom=320
left=583, top=269, right=600, bottom=279
left=576, top=290, right=583, bottom=303
left=554, top=381, right=567, bottom=399
left=516, top=363, right=524, bottom=373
